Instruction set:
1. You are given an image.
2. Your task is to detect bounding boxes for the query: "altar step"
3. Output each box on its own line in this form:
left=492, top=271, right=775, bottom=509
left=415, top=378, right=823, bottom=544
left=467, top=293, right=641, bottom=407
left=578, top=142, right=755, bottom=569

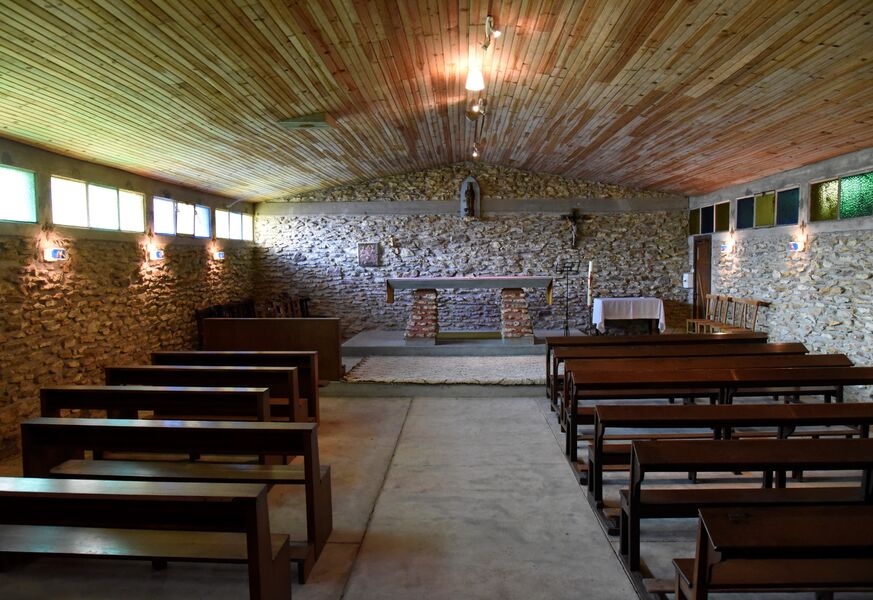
left=342, top=329, right=582, bottom=357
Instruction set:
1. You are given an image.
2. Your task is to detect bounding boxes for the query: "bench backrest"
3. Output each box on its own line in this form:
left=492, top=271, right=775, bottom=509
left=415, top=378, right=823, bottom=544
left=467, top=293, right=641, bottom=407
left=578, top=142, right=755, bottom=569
left=40, top=385, right=271, bottom=420
left=0, top=475, right=267, bottom=531
left=546, top=331, right=768, bottom=349
left=151, top=351, right=319, bottom=421
left=567, top=354, right=852, bottom=372
left=21, top=417, right=321, bottom=484
left=104, top=365, right=307, bottom=422
left=554, top=342, right=807, bottom=360
left=201, top=318, right=343, bottom=381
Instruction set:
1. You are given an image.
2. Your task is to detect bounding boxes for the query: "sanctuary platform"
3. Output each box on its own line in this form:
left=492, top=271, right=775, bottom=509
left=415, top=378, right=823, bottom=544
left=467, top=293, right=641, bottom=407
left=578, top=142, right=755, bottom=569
left=342, top=328, right=578, bottom=357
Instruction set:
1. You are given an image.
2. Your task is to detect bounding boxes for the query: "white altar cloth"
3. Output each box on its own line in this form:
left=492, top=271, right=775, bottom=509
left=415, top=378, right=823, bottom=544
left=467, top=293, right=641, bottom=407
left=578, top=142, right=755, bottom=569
left=592, top=297, right=665, bottom=333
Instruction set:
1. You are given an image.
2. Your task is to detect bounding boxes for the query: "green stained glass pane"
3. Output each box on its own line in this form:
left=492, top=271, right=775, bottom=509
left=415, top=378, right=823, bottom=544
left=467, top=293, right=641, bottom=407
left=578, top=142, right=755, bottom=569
left=754, top=191, right=775, bottom=227
left=714, top=202, right=730, bottom=232
left=811, top=180, right=839, bottom=221
left=839, top=172, right=873, bottom=219
left=736, top=197, right=754, bottom=229
left=688, top=208, right=700, bottom=235
left=776, top=188, right=800, bottom=225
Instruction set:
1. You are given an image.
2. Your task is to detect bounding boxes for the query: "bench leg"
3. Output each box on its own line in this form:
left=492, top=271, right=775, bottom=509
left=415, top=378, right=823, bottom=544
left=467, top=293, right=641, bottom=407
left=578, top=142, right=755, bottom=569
left=273, top=539, right=292, bottom=600
left=619, top=507, right=629, bottom=556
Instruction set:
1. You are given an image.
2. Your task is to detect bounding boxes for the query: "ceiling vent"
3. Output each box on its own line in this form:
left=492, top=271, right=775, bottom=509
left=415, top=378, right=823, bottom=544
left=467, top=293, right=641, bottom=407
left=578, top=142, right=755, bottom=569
left=277, top=112, right=336, bottom=130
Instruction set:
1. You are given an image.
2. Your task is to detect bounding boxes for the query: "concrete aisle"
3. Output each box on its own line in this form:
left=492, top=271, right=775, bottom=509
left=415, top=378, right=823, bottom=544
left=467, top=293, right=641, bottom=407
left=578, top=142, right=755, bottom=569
left=343, top=397, right=635, bottom=599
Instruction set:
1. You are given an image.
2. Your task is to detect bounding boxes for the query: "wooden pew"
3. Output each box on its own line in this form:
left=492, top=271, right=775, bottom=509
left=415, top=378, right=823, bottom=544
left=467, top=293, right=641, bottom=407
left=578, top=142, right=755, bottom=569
left=675, top=506, right=873, bottom=599
left=564, top=352, right=849, bottom=421
left=0, top=477, right=289, bottom=600
left=550, top=339, right=788, bottom=413
left=621, top=438, right=873, bottom=573
left=104, top=365, right=308, bottom=422
left=201, top=317, right=343, bottom=381
left=545, top=331, right=768, bottom=403
left=590, top=401, right=873, bottom=506
left=565, top=365, right=873, bottom=461
left=41, top=385, right=271, bottom=421
left=151, top=350, right=320, bottom=422
left=21, top=417, right=332, bottom=582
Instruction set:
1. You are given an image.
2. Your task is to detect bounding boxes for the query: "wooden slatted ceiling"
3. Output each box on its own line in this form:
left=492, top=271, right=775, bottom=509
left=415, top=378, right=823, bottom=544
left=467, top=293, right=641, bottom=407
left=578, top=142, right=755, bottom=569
left=0, top=0, right=871, bottom=200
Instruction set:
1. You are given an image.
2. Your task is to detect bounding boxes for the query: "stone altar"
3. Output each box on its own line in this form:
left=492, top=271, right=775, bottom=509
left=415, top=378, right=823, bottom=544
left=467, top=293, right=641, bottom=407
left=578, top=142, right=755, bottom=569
left=385, top=276, right=554, bottom=344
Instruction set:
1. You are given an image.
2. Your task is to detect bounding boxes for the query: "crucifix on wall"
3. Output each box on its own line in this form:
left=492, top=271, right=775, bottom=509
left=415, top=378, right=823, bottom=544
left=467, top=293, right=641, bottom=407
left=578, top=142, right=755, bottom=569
left=563, top=208, right=581, bottom=249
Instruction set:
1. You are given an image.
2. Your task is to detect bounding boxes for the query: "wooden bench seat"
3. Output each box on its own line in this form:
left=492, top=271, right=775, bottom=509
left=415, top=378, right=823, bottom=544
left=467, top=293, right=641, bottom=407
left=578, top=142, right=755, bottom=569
left=674, top=557, right=873, bottom=596
left=21, top=417, right=332, bottom=583
left=674, top=505, right=873, bottom=599
left=151, top=350, right=320, bottom=422
left=0, top=477, right=290, bottom=600
left=621, top=438, right=873, bottom=572
left=546, top=332, right=769, bottom=406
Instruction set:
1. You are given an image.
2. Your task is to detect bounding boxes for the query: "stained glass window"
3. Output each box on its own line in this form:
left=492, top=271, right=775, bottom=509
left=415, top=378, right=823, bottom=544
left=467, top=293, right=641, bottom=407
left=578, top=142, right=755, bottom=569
left=715, top=202, right=730, bottom=232
left=736, top=197, right=754, bottom=229
left=701, top=205, right=714, bottom=234
left=754, top=191, right=775, bottom=227
left=776, top=188, right=800, bottom=225
left=811, top=179, right=839, bottom=221
left=839, top=172, right=873, bottom=219
left=688, top=208, right=700, bottom=235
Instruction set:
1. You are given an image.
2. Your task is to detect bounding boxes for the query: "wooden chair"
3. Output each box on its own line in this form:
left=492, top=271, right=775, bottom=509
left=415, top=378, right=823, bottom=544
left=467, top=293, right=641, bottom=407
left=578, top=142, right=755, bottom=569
left=686, top=295, right=730, bottom=333
left=710, top=298, right=770, bottom=332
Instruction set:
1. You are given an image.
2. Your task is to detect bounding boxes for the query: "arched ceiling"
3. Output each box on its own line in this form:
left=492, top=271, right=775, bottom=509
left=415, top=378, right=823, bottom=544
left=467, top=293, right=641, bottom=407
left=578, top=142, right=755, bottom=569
left=0, top=0, right=871, bottom=201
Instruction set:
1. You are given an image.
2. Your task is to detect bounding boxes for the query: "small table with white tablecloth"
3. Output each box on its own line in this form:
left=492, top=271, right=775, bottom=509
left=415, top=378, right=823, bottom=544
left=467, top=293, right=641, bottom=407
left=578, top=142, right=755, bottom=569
left=591, top=297, right=665, bottom=334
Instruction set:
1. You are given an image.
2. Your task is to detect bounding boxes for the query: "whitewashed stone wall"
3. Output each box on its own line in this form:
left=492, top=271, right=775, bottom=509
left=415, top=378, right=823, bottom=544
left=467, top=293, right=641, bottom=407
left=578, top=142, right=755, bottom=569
left=0, top=235, right=256, bottom=456
left=715, top=230, right=873, bottom=400
left=256, top=211, right=690, bottom=337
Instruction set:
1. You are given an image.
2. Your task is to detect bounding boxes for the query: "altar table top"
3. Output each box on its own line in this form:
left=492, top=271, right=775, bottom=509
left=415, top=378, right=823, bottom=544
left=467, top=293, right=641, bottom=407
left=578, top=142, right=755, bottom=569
left=592, top=297, right=665, bottom=333
left=386, top=276, right=553, bottom=304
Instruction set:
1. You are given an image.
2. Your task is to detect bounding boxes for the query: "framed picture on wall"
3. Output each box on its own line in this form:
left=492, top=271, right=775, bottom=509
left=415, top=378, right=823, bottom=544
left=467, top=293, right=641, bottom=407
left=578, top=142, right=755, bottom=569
left=358, top=242, right=380, bottom=267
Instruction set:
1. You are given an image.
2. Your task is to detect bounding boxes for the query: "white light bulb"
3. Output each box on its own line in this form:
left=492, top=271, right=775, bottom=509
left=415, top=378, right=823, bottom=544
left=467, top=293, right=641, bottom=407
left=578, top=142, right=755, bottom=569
left=492, top=30, right=501, bottom=39
left=471, top=103, right=480, bottom=113
left=472, top=148, right=479, bottom=159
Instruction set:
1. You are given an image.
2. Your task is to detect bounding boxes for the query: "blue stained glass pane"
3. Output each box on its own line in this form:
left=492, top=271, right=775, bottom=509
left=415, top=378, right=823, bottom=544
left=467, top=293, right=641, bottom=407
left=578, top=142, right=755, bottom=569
left=700, top=205, right=714, bottom=234
left=776, top=188, right=800, bottom=225
left=839, top=172, right=873, bottom=219
left=736, top=197, right=754, bottom=229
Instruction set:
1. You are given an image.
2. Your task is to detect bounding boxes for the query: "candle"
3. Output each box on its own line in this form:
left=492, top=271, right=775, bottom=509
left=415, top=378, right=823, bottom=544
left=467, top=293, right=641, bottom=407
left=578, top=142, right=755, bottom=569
left=587, top=288, right=592, bottom=307
left=588, top=260, right=593, bottom=277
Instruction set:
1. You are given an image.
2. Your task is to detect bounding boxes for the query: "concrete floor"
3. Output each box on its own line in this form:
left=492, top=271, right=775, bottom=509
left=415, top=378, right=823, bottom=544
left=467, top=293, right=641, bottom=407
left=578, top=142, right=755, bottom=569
left=0, top=392, right=634, bottom=599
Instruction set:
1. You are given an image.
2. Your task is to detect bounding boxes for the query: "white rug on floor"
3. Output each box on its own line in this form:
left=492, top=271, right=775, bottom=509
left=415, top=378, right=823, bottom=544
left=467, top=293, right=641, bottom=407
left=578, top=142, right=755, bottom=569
left=343, top=355, right=545, bottom=385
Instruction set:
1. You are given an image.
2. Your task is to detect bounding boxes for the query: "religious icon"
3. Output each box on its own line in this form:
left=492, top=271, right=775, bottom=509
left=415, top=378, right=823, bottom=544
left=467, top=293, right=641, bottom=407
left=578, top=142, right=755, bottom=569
left=459, top=175, right=481, bottom=218
left=358, top=242, right=380, bottom=267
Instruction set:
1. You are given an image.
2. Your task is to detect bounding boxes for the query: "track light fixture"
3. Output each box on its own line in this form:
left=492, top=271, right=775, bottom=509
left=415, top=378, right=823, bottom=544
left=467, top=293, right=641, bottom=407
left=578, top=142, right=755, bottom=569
left=483, top=15, right=501, bottom=50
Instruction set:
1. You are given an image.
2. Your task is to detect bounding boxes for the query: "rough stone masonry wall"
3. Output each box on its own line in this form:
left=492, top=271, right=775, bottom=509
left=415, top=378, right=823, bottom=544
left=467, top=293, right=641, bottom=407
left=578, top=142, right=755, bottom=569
left=256, top=211, right=690, bottom=337
left=715, top=230, right=873, bottom=400
left=0, top=235, right=256, bottom=457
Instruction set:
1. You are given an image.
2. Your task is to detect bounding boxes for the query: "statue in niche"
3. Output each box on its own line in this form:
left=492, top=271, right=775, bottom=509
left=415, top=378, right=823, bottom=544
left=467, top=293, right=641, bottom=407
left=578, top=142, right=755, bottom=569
left=564, top=208, right=581, bottom=249
left=459, top=175, right=481, bottom=218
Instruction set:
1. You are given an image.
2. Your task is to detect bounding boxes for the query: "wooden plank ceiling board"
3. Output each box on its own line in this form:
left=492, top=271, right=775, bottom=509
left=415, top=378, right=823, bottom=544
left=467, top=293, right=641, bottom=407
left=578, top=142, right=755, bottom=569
left=0, top=0, right=871, bottom=200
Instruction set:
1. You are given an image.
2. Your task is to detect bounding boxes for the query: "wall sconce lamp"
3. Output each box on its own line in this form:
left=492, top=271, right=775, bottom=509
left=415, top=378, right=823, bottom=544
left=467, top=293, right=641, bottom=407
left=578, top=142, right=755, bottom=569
left=464, top=67, right=485, bottom=92
left=43, top=247, right=68, bottom=262
left=212, top=249, right=225, bottom=261
left=720, top=230, right=735, bottom=254
left=147, top=243, right=165, bottom=261
left=790, top=222, right=808, bottom=252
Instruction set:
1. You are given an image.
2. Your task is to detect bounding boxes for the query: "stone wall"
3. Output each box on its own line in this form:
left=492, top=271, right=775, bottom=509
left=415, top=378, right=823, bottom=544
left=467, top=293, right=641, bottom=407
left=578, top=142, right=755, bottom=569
left=714, top=230, right=873, bottom=401
left=278, top=162, right=677, bottom=203
left=693, top=147, right=873, bottom=401
left=255, top=210, right=691, bottom=337
left=0, top=233, right=256, bottom=456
